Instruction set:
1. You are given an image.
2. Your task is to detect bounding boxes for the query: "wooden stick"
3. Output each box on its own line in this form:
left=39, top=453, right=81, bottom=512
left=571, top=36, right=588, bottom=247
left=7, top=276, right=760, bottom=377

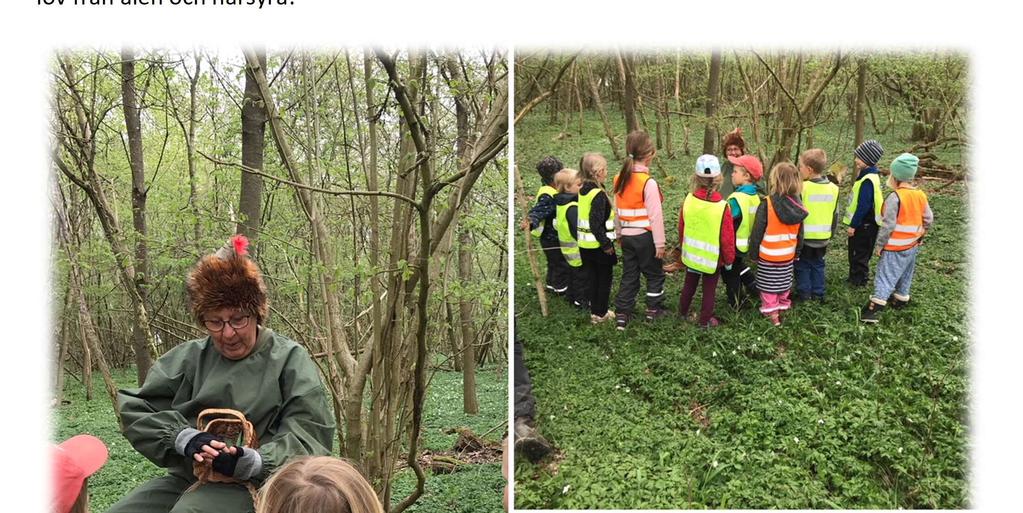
left=513, top=166, right=548, bottom=317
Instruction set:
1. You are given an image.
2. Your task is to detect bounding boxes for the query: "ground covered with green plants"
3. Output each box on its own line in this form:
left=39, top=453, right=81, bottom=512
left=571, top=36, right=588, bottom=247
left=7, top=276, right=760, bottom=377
left=55, top=365, right=507, bottom=512
left=514, top=111, right=968, bottom=509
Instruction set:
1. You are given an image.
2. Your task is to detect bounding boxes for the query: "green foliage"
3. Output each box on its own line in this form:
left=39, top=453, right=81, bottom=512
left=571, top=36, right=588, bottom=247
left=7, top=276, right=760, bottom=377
left=55, top=366, right=507, bottom=512
left=514, top=110, right=968, bottom=509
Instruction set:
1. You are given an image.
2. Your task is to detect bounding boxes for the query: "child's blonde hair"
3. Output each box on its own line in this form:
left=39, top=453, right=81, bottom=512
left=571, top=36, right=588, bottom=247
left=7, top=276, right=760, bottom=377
left=769, top=162, right=802, bottom=196
left=553, top=168, right=580, bottom=192
left=256, top=456, right=384, bottom=513
left=799, top=149, right=827, bottom=175
left=690, top=174, right=722, bottom=197
left=578, top=153, right=607, bottom=185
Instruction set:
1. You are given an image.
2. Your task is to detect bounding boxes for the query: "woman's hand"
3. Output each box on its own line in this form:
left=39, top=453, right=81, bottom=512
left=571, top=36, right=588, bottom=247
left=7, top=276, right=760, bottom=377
left=184, top=432, right=228, bottom=462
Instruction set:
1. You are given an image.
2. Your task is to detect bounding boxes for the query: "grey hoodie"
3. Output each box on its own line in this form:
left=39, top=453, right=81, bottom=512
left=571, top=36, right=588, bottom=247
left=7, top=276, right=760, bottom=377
left=749, top=193, right=809, bottom=259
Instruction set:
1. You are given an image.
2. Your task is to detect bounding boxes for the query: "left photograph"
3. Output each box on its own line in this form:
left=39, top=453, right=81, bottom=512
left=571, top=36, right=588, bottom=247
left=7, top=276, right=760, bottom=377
left=50, top=47, right=508, bottom=513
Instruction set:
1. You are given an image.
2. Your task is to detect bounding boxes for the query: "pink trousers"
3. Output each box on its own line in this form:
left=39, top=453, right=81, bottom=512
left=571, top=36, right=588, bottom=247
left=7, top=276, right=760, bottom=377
left=759, top=290, right=792, bottom=314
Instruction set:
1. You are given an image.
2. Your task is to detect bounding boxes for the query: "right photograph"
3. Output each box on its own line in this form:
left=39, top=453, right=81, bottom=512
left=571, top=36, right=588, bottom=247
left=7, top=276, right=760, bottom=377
left=512, top=49, right=968, bottom=509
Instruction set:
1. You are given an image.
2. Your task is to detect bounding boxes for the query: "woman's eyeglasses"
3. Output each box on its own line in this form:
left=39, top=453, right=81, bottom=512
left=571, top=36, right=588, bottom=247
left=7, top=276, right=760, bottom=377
left=203, top=315, right=251, bottom=332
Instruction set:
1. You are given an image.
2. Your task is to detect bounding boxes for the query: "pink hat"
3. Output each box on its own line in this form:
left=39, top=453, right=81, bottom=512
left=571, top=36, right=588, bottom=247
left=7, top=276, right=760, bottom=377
left=53, top=435, right=108, bottom=513
left=728, top=155, right=764, bottom=181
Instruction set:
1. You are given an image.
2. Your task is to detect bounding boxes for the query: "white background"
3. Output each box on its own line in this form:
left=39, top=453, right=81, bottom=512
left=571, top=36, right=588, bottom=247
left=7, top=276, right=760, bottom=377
left=1, top=0, right=1020, bottom=511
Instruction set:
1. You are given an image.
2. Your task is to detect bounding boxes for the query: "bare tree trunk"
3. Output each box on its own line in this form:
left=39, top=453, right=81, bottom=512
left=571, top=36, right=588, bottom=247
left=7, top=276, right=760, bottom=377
left=702, top=50, right=723, bottom=155
left=54, top=286, right=72, bottom=406
left=618, top=51, right=639, bottom=133
left=238, top=47, right=267, bottom=245
left=458, top=225, right=479, bottom=414
left=675, top=53, right=692, bottom=156
left=573, top=63, right=584, bottom=134
left=121, top=47, right=153, bottom=386
left=585, top=63, right=622, bottom=160
left=854, top=57, right=868, bottom=146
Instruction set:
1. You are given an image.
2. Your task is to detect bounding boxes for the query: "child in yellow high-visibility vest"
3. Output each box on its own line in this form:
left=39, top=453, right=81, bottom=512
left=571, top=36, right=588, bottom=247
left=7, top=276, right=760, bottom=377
left=520, top=156, right=570, bottom=297
left=861, top=153, right=933, bottom=323
left=552, top=168, right=588, bottom=309
left=795, top=149, right=840, bottom=301
left=577, top=153, right=618, bottom=324
left=676, top=155, right=735, bottom=328
left=844, top=140, right=884, bottom=286
left=722, top=154, right=763, bottom=308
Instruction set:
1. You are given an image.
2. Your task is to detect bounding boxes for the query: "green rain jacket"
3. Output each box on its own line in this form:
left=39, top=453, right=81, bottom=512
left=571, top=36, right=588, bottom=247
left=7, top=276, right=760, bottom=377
left=116, top=327, right=335, bottom=485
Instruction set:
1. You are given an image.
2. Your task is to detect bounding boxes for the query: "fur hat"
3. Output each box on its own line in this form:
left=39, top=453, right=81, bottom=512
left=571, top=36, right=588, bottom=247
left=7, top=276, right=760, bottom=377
left=186, top=235, right=268, bottom=325
left=722, top=127, right=746, bottom=153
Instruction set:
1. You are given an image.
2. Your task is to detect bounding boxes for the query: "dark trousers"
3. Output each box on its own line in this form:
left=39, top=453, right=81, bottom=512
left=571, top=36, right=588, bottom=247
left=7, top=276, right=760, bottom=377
left=542, top=243, right=571, bottom=294
left=614, top=231, right=666, bottom=313
left=568, top=264, right=589, bottom=307
left=678, top=269, right=720, bottom=324
left=513, top=334, right=535, bottom=421
left=848, top=222, right=879, bottom=285
left=795, top=245, right=828, bottom=296
left=581, top=247, right=617, bottom=316
left=721, top=250, right=758, bottom=307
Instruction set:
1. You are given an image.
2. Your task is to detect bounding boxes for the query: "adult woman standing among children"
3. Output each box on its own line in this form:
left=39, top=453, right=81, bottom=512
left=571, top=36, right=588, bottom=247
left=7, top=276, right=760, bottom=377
left=577, top=153, right=618, bottom=324
left=676, top=155, right=735, bottom=328
left=719, top=127, right=747, bottom=198
left=612, top=131, right=668, bottom=330
left=860, top=153, right=933, bottom=323
left=749, top=163, right=808, bottom=326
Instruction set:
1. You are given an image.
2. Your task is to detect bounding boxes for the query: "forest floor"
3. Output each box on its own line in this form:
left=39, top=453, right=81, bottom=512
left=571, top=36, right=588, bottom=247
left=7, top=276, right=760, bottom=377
left=54, top=364, right=507, bottom=513
left=513, top=110, right=968, bottom=509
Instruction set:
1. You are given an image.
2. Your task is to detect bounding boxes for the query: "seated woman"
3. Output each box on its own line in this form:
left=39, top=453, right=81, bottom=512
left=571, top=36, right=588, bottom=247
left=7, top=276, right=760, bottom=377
left=107, top=235, right=334, bottom=513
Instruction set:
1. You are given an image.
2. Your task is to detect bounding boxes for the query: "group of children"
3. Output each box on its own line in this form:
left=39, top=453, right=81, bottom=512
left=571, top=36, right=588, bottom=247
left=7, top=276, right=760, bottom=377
left=524, top=130, right=933, bottom=328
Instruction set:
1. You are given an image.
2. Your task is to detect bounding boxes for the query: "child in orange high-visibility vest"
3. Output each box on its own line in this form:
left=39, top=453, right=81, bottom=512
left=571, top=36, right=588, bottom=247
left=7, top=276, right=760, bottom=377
left=749, top=162, right=808, bottom=326
left=860, top=153, right=933, bottom=323
left=612, top=131, right=668, bottom=330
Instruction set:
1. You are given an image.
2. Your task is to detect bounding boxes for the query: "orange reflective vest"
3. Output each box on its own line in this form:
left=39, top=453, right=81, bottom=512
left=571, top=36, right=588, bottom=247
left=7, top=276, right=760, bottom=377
left=759, top=196, right=801, bottom=263
left=613, top=170, right=662, bottom=231
left=883, top=188, right=928, bottom=252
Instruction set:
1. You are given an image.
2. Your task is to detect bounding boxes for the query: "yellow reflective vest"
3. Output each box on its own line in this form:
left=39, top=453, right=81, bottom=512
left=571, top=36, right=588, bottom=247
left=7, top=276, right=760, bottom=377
left=680, top=193, right=727, bottom=274
left=726, top=190, right=761, bottom=253
left=555, top=200, right=582, bottom=268
left=577, top=187, right=616, bottom=249
left=530, top=185, right=558, bottom=237
left=842, top=173, right=882, bottom=226
left=801, top=180, right=839, bottom=240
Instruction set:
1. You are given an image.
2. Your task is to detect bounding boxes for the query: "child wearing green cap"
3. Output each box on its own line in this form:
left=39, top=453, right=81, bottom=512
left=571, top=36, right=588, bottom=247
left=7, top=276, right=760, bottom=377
left=860, top=153, right=933, bottom=323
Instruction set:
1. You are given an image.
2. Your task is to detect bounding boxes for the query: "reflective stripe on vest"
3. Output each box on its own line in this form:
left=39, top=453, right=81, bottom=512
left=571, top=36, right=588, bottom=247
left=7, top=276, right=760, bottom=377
left=613, top=171, right=661, bottom=232
left=727, top=190, right=761, bottom=253
left=842, top=173, right=883, bottom=226
left=680, top=193, right=727, bottom=274
left=884, top=188, right=929, bottom=252
left=530, top=185, right=558, bottom=237
left=759, top=196, right=800, bottom=262
left=577, top=187, right=616, bottom=249
left=555, top=200, right=582, bottom=267
left=801, top=180, right=839, bottom=240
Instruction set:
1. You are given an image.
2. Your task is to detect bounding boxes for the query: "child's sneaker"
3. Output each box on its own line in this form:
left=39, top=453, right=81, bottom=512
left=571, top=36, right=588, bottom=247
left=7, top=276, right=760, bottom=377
left=699, top=317, right=722, bottom=329
left=887, top=294, right=909, bottom=309
left=645, top=307, right=669, bottom=321
left=768, top=311, right=781, bottom=326
left=860, top=301, right=885, bottom=323
left=591, top=310, right=616, bottom=325
left=615, top=312, right=630, bottom=331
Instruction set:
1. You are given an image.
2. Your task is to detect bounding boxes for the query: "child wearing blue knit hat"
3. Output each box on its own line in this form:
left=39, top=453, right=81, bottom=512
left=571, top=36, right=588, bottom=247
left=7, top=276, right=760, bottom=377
left=860, top=153, right=934, bottom=323
left=843, top=140, right=884, bottom=286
